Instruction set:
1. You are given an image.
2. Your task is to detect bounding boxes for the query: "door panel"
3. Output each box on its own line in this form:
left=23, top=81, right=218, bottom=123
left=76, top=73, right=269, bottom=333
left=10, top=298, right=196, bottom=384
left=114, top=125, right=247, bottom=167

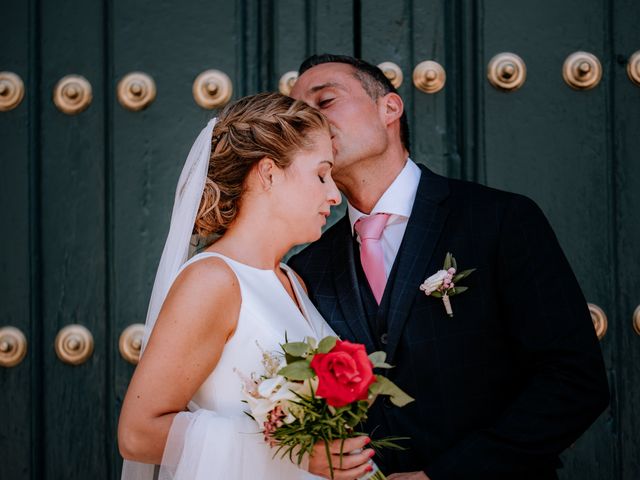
left=0, top=1, right=36, bottom=478
left=482, top=0, right=612, bottom=295
left=110, top=1, right=241, bottom=476
left=274, top=0, right=354, bottom=83
left=479, top=2, right=616, bottom=478
left=39, top=0, right=109, bottom=477
left=361, top=0, right=450, bottom=175
left=614, top=2, right=640, bottom=479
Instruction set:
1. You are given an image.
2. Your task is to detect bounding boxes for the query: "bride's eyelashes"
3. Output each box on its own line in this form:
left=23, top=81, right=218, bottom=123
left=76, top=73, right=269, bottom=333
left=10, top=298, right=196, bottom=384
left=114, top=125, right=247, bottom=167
left=317, top=166, right=332, bottom=184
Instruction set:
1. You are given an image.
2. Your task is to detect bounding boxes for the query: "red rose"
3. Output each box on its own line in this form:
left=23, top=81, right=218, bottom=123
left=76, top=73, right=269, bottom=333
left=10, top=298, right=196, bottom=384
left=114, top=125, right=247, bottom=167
left=309, top=340, right=375, bottom=407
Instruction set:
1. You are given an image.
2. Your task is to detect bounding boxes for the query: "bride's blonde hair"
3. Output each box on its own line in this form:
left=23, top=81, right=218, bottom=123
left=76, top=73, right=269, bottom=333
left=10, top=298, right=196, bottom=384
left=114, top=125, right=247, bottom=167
left=194, top=92, right=329, bottom=238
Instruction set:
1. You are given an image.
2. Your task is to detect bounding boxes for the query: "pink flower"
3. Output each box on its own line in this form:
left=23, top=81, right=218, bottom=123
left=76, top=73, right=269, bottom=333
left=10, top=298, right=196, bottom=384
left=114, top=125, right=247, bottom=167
left=263, top=405, right=287, bottom=446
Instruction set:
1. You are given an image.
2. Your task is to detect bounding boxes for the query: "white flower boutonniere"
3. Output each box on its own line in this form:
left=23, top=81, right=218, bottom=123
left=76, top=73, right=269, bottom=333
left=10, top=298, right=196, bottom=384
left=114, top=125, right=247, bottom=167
left=419, top=252, right=475, bottom=317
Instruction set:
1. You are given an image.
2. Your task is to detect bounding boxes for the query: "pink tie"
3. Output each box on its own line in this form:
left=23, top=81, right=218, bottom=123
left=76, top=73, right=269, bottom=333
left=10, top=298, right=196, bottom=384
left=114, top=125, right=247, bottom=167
left=354, top=213, right=390, bottom=304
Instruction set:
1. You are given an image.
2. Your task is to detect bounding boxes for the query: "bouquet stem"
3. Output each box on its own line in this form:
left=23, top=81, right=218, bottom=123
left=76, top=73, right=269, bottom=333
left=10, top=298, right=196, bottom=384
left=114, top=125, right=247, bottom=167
left=359, top=459, right=386, bottom=480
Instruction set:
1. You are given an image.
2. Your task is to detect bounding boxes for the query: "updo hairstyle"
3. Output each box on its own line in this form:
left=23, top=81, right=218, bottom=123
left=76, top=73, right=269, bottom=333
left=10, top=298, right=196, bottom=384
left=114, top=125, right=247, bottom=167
left=193, top=91, right=329, bottom=238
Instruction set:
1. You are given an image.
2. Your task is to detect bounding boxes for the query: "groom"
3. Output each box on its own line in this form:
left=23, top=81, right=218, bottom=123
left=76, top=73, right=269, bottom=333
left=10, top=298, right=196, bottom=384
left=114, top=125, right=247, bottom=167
left=288, top=54, right=609, bottom=480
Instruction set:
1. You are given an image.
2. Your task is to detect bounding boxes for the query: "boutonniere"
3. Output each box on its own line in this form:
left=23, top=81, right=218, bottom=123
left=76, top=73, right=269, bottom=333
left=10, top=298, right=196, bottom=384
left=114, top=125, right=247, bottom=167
left=419, top=252, right=475, bottom=317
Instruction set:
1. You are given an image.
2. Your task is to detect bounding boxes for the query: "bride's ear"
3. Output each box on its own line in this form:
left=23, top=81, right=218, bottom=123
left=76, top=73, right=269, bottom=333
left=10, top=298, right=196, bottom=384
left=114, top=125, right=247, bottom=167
left=256, top=157, right=275, bottom=191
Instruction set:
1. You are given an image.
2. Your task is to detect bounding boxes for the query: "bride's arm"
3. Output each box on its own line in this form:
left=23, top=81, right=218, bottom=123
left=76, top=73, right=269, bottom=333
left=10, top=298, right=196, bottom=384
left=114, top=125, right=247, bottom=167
left=117, top=257, right=240, bottom=464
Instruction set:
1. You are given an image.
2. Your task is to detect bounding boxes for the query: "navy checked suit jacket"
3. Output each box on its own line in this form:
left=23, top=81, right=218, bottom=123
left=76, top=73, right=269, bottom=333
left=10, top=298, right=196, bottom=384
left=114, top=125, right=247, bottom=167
left=289, top=165, right=609, bottom=480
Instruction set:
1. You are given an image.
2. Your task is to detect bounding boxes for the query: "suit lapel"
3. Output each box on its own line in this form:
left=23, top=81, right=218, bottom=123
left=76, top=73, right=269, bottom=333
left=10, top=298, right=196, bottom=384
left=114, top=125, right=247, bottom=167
left=330, top=217, right=377, bottom=352
left=385, top=166, right=450, bottom=363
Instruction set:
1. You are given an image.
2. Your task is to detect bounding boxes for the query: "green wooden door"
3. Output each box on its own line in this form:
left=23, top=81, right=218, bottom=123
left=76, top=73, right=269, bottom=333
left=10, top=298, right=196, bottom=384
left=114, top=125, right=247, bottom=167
left=1, top=1, right=638, bottom=479
left=612, top=0, right=640, bottom=474
left=1, top=2, right=35, bottom=478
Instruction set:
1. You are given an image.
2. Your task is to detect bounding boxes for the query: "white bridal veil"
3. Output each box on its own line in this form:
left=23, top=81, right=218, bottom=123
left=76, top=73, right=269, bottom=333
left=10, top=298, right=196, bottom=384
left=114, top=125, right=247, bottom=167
left=140, top=118, right=217, bottom=355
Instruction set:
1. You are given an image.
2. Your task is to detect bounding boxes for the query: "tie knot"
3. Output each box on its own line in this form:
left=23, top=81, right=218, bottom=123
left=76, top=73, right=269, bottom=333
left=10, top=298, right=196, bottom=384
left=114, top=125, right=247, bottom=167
left=355, top=213, right=390, bottom=241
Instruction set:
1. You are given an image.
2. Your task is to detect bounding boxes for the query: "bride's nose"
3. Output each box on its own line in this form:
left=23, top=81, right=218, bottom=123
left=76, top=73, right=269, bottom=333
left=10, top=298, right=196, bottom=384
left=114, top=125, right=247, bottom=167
left=327, top=184, right=342, bottom=206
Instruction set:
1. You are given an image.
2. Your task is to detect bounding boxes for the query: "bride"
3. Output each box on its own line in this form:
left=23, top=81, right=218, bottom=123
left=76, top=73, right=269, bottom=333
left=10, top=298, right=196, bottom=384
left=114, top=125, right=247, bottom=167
left=118, top=92, right=374, bottom=480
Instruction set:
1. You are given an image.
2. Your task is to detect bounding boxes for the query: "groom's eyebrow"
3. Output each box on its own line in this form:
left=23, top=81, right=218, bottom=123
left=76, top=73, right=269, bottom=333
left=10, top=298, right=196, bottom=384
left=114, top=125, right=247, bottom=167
left=309, top=82, right=342, bottom=93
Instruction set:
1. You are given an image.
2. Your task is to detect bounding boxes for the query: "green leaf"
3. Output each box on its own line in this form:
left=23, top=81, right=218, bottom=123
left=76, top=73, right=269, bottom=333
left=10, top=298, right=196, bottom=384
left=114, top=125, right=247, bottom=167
left=278, top=360, right=315, bottom=380
left=452, top=268, right=476, bottom=283
left=451, top=286, right=468, bottom=295
left=282, top=341, right=310, bottom=358
left=368, top=351, right=394, bottom=369
left=284, top=352, right=299, bottom=365
left=452, top=255, right=458, bottom=271
left=371, top=375, right=415, bottom=407
left=370, top=436, right=411, bottom=451
left=305, top=336, right=318, bottom=349
left=368, top=377, right=384, bottom=396
left=430, top=291, right=443, bottom=298
left=443, top=252, right=453, bottom=270
left=368, top=351, right=386, bottom=365
left=376, top=362, right=394, bottom=369
left=317, top=336, right=338, bottom=353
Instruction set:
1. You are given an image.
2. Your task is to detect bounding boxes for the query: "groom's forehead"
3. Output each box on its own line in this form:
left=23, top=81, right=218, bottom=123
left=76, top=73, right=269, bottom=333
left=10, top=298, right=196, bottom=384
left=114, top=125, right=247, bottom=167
left=294, top=63, right=359, bottom=95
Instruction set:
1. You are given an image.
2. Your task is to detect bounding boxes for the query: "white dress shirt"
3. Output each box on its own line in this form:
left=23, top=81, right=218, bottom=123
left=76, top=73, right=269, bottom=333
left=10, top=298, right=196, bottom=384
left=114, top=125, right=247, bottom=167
left=348, top=159, right=422, bottom=278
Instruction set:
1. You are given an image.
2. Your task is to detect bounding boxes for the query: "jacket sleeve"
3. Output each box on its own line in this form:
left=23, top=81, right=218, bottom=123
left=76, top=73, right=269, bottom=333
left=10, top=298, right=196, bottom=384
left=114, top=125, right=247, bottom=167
left=424, top=195, right=610, bottom=479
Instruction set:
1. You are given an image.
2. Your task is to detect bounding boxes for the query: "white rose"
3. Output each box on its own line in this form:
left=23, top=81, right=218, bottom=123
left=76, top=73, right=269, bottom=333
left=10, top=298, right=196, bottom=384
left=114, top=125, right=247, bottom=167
left=254, top=376, right=305, bottom=425
left=420, top=270, right=449, bottom=295
left=245, top=396, right=276, bottom=426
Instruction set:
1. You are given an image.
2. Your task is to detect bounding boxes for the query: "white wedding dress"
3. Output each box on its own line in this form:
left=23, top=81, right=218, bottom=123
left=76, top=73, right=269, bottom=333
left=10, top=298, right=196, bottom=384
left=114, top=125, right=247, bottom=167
left=151, top=251, right=331, bottom=480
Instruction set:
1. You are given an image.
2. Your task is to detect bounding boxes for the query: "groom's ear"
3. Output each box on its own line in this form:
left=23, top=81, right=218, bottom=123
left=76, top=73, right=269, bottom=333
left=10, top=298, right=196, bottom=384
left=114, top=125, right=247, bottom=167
left=256, top=156, right=276, bottom=191
left=380, top=92, right=404, bottom=126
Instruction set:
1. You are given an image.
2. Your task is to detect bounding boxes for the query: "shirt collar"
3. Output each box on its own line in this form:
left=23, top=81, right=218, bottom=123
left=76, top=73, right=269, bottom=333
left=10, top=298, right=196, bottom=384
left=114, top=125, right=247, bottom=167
left=347, top=158, right=422, bottom=234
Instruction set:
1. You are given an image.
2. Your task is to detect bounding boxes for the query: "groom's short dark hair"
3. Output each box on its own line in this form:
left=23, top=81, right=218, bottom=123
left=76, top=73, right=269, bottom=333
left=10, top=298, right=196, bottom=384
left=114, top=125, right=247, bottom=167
left=299, top=54, right=411, bottom=154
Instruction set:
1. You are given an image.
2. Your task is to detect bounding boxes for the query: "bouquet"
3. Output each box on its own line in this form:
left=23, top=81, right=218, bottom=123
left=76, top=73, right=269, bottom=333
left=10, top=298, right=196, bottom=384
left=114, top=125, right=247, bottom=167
left=238, top=335, right=414, bottom=480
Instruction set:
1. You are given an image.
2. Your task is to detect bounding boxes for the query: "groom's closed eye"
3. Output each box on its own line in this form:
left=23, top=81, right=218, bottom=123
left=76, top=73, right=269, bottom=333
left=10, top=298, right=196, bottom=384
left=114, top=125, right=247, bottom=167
left=318, top=98, right=334, bottom=108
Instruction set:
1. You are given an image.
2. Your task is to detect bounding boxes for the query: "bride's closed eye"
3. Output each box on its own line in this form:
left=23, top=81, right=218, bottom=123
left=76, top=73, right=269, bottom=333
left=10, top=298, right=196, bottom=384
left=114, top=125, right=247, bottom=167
left=317, top=164, right=333, bottom=184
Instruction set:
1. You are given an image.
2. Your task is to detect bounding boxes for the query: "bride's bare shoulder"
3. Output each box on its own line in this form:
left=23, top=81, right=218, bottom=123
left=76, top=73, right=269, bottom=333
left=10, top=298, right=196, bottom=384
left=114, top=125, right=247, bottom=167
left=159, top=256, right=241, bottom=333
left=175, top=255, right=239, bottom=291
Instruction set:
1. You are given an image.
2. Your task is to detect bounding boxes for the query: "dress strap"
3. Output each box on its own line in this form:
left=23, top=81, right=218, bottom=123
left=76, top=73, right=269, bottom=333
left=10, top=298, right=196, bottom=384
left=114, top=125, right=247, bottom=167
left=279, top=263, right=314, bottom=333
